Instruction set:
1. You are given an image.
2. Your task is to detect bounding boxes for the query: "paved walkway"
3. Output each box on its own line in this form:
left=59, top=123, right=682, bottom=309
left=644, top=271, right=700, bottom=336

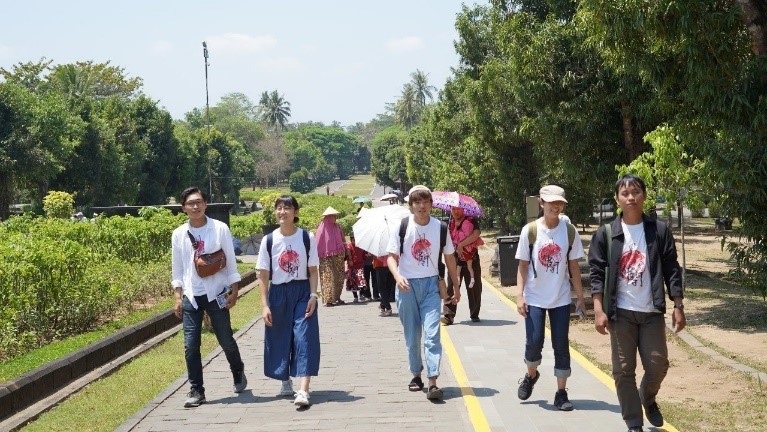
left=120, top=248, right=669, bottom=432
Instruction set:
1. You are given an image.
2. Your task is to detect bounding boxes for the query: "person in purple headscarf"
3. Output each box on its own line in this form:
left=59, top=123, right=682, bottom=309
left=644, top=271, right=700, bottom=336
left=316, top=207, right=347, bottom=306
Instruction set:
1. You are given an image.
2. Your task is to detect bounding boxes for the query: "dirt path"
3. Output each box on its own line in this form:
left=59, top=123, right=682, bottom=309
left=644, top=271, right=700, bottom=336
left=480, top=220, right=767, bottom=431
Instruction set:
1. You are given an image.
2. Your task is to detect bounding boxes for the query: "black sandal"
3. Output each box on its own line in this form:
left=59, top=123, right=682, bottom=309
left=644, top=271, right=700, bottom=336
left=426, top=384, right=443, bottom=400
left=408, top=376, right=424, bottom=392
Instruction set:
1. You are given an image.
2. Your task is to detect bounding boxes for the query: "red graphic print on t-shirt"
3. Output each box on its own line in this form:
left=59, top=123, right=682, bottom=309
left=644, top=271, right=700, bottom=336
left=278, top=246, right=300, bottom=277
left=619, top=249, right=646, bottom=286
left=537, top=242, right=563, bottom=274
left=193, top=236, right=205, bottom=258
left=411, top=234, right=432, bottom=267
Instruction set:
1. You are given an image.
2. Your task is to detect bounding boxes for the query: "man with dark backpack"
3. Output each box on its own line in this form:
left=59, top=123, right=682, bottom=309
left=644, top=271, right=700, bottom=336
left=589, top=175, right=685, bottom=432
left=386, top=185, right=461, bottom=401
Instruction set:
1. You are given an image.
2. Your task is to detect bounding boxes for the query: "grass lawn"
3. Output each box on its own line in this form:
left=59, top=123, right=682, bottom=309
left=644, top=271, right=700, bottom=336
left=0, top=301, right=174, bottom=382
left=21, top=289, right=263, bottom=432
left=334, top=174, right=376, bottom=198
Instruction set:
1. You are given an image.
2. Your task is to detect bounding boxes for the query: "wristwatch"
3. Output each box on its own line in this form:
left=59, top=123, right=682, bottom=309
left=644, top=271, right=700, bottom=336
left=673, top=303, right=684, bottom=310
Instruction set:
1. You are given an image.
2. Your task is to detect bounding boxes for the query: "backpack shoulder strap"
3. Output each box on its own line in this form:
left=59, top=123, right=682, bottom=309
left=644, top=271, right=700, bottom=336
left=526, top=221, right=538, bottom=245
left=399, top=217, right=409, bottom=255
left=526, top=221, right=538, bottom=278
left=439, top=221, right=447, bottom=252
left=266, top=232, right=274, bottom=281
left=438, top=219, right=447, bottom=277
left=302, top=229, right=311, bottom=275
left=566, top=222, right=576, bottom=259
left=602, top=222, right=613, bottom=314
left=565, top=222, right=577, bottom=279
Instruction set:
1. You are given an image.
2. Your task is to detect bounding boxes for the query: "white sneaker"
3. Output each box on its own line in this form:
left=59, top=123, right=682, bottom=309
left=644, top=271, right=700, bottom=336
left=294, top=390, right=310, bottom=406
left=279, top=379, right=294, bottom=397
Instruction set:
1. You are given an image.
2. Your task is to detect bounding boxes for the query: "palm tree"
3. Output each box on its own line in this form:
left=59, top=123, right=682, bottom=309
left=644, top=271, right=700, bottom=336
left=394, top=83, right=419, bottom=129
left=409, top=69, right=436, bottom=108
left=258, top=90, right=291, bottom=131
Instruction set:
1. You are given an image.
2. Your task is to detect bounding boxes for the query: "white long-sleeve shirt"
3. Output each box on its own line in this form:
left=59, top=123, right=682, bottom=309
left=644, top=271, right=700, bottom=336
left=171, top=217, right=241, bottom=309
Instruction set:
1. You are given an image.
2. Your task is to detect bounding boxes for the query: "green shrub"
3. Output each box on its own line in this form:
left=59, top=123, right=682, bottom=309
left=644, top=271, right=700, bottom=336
left=230, top=212, right=265, bottom=239
left=42, top=191, right=75, bottom=219
left=0, top=212, right=179, bottom=361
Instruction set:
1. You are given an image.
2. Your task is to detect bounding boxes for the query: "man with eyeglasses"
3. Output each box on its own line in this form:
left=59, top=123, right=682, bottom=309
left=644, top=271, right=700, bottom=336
left=171, top=187, right=247, bottom=408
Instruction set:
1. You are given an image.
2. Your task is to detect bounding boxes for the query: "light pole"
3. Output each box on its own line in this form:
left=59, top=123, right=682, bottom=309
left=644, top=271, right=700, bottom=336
left=202, top=41, right=210, bottom=133
left=202, top=41, right=213, bottom=201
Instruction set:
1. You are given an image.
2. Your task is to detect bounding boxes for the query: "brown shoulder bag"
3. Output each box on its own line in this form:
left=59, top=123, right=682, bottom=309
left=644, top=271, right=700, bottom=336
left=187, top=231, right=227, bottom=278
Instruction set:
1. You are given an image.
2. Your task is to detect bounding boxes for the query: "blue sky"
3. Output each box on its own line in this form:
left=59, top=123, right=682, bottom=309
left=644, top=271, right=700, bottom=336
left=0, top=0, right=476, bottom=126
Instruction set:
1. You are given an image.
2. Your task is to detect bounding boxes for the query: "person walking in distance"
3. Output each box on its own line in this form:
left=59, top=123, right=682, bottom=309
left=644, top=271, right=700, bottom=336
left=316, top=207, right=347, bottom=306
left=171, top=187, right=247, bottom=408
left=589, top=174, right=685, bottom=432
left=442, top=205, right=484, bottom=324
left=515, top=185, right=585, bottom=411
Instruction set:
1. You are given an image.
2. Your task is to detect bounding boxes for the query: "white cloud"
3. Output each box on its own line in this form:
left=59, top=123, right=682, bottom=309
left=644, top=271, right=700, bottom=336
left=151, top=40, right=173, bottom=54
left=385, top=36, right=424, bottom=53
left=207, top=33, right=277, bottom=54
left=260, top=56, right=301, bottom=72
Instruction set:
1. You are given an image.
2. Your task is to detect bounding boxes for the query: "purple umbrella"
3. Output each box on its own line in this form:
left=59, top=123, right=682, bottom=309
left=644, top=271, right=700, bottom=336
left=431, top=191, right=484, bottom=217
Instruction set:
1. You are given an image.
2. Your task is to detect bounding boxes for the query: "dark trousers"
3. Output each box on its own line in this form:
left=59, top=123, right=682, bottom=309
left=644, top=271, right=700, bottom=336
left=183, top=294, right=244, bottom=393
left=364, top=264, right=377, bottom=298
left=443, top=255, right=482, bottom=320
left=610, top=308, right=669, bottom=429
left=375, top=267, right=395, bottom=310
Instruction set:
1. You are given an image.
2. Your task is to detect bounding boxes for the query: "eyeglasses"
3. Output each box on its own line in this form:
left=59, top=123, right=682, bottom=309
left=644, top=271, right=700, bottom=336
left=184, top=200, right=205, bottom=208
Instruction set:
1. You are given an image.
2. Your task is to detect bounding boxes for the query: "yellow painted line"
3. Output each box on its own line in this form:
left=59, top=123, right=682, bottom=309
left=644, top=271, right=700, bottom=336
left=483, top=277, right=681, bottom=432
left=441, top=326, right=492, bottom=432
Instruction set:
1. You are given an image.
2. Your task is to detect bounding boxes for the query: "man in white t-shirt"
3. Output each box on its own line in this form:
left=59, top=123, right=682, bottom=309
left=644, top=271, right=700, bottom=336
left=589, top=174, right=685, bottom=432
left=387, top=185, right=461, bottom=401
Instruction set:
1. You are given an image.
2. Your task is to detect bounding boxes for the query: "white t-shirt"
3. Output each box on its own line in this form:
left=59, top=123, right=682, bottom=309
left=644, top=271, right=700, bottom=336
left=616, top=222, right=655, bottom=312
left=515, top=218, right=585, bottom=309
left=386, top=215, right=455, bottom=279
left=256, top=228, right=320, bottom=285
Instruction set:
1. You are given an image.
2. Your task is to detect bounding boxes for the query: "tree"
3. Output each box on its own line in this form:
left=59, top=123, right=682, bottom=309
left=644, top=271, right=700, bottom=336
left=253, top=132, right=289, bottom=188
left=132, top=95, right=179, bottom=205
left=618, top=125, right=706, bottom=225
left=0, top=81, right=84, bottom=218
left=394, top=83, right=419, bottom=129
left=258, top=90, right=291, bottom=131
left=47, top=61, right=142, bottom=102
left=284, top=126, right=360, bottom=180
left=410, top=69, right=437, bottom=108
left=370, top=126, right=408, bottom=188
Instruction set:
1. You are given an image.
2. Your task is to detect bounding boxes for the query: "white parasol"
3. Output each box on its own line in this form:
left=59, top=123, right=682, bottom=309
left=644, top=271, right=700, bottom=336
left=352, top=205, right=412, bottom=257
left=379, top=193, right=399, bottom=201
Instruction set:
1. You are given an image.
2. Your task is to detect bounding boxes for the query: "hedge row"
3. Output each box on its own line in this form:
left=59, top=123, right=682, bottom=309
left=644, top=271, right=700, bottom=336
left=0, top=194, right=364, bottom=361
left=0, top=210, right=183, bottom=361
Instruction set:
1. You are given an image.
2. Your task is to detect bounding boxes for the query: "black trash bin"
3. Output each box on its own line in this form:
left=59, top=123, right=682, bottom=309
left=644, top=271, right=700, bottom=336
left=497, top=235, right=520, bottom=286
